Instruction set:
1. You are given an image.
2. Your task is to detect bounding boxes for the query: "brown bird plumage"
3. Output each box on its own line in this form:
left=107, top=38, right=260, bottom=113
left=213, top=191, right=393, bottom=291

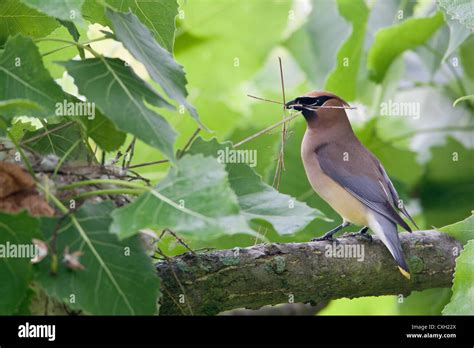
left=286, top=91, right=417, bottom=279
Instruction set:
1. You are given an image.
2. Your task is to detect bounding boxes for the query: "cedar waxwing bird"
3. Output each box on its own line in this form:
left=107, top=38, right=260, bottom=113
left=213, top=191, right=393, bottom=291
left=285, top=91, right=418, bottom=279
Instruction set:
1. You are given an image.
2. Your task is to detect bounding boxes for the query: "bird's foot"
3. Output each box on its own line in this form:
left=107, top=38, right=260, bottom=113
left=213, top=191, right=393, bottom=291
left=343, top=227, right=372, bottom=242
left=311, top=235, right=339, bottom=244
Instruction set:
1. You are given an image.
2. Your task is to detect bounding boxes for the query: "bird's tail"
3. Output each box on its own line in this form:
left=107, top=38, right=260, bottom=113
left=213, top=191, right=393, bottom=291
left=368, top=212, right=411, bottom=279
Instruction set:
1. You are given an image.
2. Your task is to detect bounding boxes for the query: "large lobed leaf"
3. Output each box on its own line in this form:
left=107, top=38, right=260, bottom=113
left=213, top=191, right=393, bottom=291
left=187, top=138, right=325, bottom=235
left=440, top=213, right=474, bottom=245
left=420, top=137, right=474, bottom=227
left=110, top=153, right=252, bottom=240
left=367, top=11, right=445, bottom=83
left=325, top=0, right=369, bottom=101
left=22, top=121, right=89, bottom=161
left=284, top=0, right=351, bottom=89
left=437, top=214, right=474, bottom=315
left=0, top=0, right=59, bottom=45
left=106, top=9, right=201, bottom=127
left=82, top=0, right=178, bottom=52
left=81, top=110, right=126, bottom=152
left=19, top=0, right=85, bottom=25
left=35, top=201, right=161, bottom=315
left=60, top=57, right=177, bottom=161
left=443, top=240, right=474, bottom=315
left=0, top=211, right=42, bottom=314
left=0, top=35, right=65, bottom=119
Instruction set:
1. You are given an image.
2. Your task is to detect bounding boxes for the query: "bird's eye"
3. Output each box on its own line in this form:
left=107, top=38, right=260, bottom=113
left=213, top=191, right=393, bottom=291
left=297, top=97, right=319, bottom=106
left=295, top=96, right=334, bottom=107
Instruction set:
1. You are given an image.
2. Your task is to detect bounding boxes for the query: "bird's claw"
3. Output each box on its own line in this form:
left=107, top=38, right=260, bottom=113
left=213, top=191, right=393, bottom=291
left=311, top=236, right=339, bottom=244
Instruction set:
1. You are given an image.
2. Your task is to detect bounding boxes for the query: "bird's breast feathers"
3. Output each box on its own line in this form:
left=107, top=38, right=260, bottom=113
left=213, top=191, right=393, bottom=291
left=301, top=137, right=369, bottom=226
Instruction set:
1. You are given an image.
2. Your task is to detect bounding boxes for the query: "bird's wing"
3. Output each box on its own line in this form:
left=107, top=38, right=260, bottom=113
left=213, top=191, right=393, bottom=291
left=315, top=141, right=412, bottom=232
left=372, top=157, right=419, bottom=230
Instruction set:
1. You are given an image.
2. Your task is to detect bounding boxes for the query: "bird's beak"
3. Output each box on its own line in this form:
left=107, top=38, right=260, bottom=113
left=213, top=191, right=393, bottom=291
left=285, top=98, right=300, bottom=110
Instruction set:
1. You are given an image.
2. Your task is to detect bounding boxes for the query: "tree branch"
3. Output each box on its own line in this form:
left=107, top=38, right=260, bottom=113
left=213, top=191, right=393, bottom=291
left=156, top=230, right=461, bottom=315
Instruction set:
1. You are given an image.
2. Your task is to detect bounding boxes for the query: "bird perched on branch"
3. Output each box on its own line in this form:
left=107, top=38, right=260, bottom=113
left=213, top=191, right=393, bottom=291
left=285, top=91, right=418, bottom=279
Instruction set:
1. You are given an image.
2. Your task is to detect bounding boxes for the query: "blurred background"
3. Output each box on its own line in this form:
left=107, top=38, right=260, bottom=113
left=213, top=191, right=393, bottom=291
left=46, top=0, right=473, bottom=315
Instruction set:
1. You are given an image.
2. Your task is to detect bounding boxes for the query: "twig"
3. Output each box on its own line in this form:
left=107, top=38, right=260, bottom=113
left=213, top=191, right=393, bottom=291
left=247, top=94, right=284, bottom=105
left=159, top=228, right=196, bottom=256
left=110, top=151, right=123, bottom=166
left=236, top=94, right=356, bottom=149
left=273, top=57, right=289, bottom=189
left=233, top=113, right=301, bottom=148
left=247, top=94, right=357, bottom=110
left=21, top=121, right=75, bottom=145
left=124, top=127, right=201, bottom=169
left=127, top=159, right=169, bottom=169
left=122, top=137, right=136, bottom=169
left=257, top=58, right=290, bottom=244
left=177, top=127, right=201, bottom=159
left=126, top=169, right=151, bottom=185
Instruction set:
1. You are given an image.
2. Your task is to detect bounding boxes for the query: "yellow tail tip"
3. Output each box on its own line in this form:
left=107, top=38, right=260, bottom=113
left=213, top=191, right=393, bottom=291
left=398, top=266, right=411, bottom=280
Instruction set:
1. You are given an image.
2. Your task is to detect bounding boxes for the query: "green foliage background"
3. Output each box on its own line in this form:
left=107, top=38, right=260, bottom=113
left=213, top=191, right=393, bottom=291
left=0, top=0, right=473, bottom=315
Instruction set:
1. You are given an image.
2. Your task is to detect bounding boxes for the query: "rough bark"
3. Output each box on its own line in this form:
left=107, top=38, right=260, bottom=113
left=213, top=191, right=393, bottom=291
left=156, top=230, right=461, bottom=315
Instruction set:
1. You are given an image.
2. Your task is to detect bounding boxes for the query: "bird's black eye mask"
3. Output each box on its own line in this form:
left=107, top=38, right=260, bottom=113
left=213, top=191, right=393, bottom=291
left=285, top=95, right=334, bottom=119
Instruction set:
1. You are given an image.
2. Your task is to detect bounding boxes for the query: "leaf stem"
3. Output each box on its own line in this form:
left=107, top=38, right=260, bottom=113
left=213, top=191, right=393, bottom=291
left=72, top=188, right=145, bottom=200
left=6, top=130, right=35, bottom=177
left=127, top=159, right=169, bottom=169
left=53, top=139, right=82, bottom=178
left=34, top=37, right=102, bottom=58
left=59, top=178, right=146, bottom=191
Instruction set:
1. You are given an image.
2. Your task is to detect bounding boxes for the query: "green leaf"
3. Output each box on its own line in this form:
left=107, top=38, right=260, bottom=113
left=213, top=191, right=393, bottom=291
left=22, top=121, right=89, bottom=161
left=82, top=111, right=126, bottom=152
left=367, top=12, right=445, bottom=83
left=110, top=154, right=252, bottom=240
left=106, top=9, right=201, bottom=127
left=20, top=0, right=85, bottom=25
left=0, top=35, right=66, bottom=119
left=439, top=0, right=474, bottom=30
left=416, top=25, right=449, bottom=76
left=176, top=0, right=290, bottom=96
left=284, top=0, right=351, bottom=88
left=453, top=94, right=474, bottom=107
left=440, top=213, right=474, bottom=245
left=35, top=201, right=161, bottom=315
left=357, top=118, right=423, bottom=189
left=36, top=25, right=86, bottom=79
left=325, top=0, right=369, bottom=101
left=420, top=137, right=474, bottom=227
left=398, top=288, right=452, bottom=315
left=188, top=137, right=325, bottom=235
left=83, top=0, right=178, bottom=52
left=59, top=57, right=177, bottom=161
left=6, top=117, right=38, bottom=141
left=0, top=210, right=42, bottom=314
left=443, top=239, right=474, bottom=314
left=0, top=99, right=42, bottom=112
left=0, top=0, right=59, bottom=45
